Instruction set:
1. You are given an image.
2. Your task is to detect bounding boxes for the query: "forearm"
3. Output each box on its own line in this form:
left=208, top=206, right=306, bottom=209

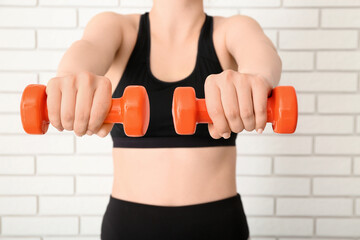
left=236, top=42, right=282, bottom=88
left=56, top=39, right=115, bottom=77
left=225, top=15, right=282, bottom=89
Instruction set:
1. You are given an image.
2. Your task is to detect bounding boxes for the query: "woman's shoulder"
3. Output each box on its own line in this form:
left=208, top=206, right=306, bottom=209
left=213, top=14, right=262, bottom=32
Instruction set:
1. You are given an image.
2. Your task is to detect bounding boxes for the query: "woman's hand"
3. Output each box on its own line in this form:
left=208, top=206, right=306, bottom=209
left=204, top=69, right=272, bottom=139
left=45, top=71, right=114, bottom=138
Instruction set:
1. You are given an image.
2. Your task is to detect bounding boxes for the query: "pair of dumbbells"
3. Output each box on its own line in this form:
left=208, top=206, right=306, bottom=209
left=20, top=84, right=298, bottom=136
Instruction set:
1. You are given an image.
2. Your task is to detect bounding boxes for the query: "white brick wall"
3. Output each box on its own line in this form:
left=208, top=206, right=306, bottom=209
left=0, top=0, right=359, bottom=239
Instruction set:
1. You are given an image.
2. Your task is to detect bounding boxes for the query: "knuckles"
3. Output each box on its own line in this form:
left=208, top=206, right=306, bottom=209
left=61, top=112, right=74, bottom=124
left=240, top=108, right=254, bottom=120
left=221, top=69, right=236, bottom=82
left=225, top=108, right=240, bottom=121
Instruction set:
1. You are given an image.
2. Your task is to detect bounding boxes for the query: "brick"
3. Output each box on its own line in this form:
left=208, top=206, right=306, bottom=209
left=274, top=156, right=351, bottom=175
left=277, top=198, right=352, bottom=216
left=0, top=238, right=40, bottom=240
left=44, top=238, right=98, bottom=240
left=39, top=72, right=56, bottom=85
left=0, top=8, right=76, bottom=28
left=284, top=0, right=360, bottom=7
left=353, top=157, right=360, bottom=174
left=0, top=50, right=63, bottom=71
left=76, top=134, right=113, bottom=154
left=0, top=176, right=74, bottom=195
left=317, top=51, right=360, bottom=70
left=356, top=199, right=360, bottom=215
left=279, top=30, right=358, bottom=50
left=236, top=156, right=272, bottom=175
left=241, top=196, right=274, bottom=215
left=236, top=136, right=312, bottom=155
left=79, top=8, right=149, bottom=27
left=357, top=116, right=360, bottom=133
left=318, top=94, right=360, bottom=113
left=322, top=9, right=360, bottom=28
left=37, top=155, right=112, bottom=175
left=314, top=177, right=360, bottom=195
left=0, top=0, right=37, bottom=5
left=252, top=239, right=276, bottom=240
left=39, top=196, right=108, bottom=215
left=263, top=30, right=277, bottom=47
left=0, top=93, right=21, bottom=113
left=40, top=0, right=118, bottom=6
left=0, top=29, right=35, bottom=49
left=316, top=218, right=360, bottom=237
left=279, top=51, right=314, bottom=71
left=278, top=238, right=346, bottom=240
left=240, top=9, right=318, bottom=28
left=0, top=197, right=37, bottom=215
left=204, top=0, right=281, bottom=7
left=279, top=72, right=358, bottom=92
left=247, top=217, right=313, bottom=236
left=297, top=94, right=315, bottom=113
left=0, top=156, right=35, bottom=175
left=237, top=176, right=310, bottom=196
left=295, top=115, right=354, bottom=134
left=0, top=73, right=37, bottom=92
left=119, top=0, right=152, bottom=7
left=37, top=29, right=83, bottom=49
left=80, top=216, right=102, bottom=234
left=76, top=176, right=112, bottom=194
left=0, top=114, right=24, bottom=134
left=316, top=136, right=360, bottom=155
left=0, top=135, right=74, bottom=154
left=2, top=217, right=78, bottom=235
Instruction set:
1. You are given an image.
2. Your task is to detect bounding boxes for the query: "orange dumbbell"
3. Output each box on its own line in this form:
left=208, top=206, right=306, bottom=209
left=172, top=86, right=298, bottom=135
left=20, top=84, right=150, bottom=137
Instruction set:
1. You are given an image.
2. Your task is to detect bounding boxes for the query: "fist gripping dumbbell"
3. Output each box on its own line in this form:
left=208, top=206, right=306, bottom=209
left=172, top=86, right=298, bottom=135
left=20, top=84, right=150, bottom=137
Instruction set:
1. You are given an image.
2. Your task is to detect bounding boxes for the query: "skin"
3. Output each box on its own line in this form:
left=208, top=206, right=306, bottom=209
left=47, top=0, right=282, bottom=206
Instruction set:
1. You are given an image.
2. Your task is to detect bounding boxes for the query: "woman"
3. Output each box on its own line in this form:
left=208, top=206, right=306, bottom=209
left=46, top=0, right=281, bottom=239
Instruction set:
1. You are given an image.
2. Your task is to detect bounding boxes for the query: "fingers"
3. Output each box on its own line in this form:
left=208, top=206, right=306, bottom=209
left=205, top=70, right=270, bottom=139
left=73, top=77, right=95, bottom=137
left=204, top=75, right=231, bottom=139
left=87, top=77, right=112, bottom=136
left=251, top=77, right=270, bottom=133
left=60, top=76, right=77, bottom=131
left=46, top=72, right=113, bottom=138
left=46, top=78, right=63, bottom=132
left=233, top=75, right=255, bottom=132
left=220, top=77, right=244, bottom=134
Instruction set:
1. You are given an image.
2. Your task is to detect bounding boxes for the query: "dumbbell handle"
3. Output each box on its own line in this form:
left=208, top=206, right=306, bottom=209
left=193, top=98, right=275, bottom=124
left=104, top=98, right=123, bottom=123
left=38, top=98, right=124, bottom=124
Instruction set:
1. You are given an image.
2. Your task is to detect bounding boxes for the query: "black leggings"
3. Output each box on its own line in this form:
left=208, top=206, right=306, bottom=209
left=101, top=193, right=250, bottom=240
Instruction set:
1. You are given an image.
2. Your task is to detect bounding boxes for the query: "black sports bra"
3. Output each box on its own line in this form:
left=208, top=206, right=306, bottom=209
left=110, top=12, right=237, bottom=148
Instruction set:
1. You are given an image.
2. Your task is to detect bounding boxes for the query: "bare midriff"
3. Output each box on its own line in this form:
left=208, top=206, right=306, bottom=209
left=111, top=146, right=237, bottom=206
left=106, top=14, right=239, bottom=207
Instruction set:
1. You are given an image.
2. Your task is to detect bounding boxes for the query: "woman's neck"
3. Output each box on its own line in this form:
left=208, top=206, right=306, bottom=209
left=150, top=0, right=205, bottom=43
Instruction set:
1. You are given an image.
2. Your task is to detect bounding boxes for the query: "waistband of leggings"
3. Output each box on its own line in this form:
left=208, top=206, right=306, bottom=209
left=108, top=193, right=242, bottom=212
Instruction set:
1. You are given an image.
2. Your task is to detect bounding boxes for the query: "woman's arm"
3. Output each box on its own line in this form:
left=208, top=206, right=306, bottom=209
left=46, top=12, right=125, bottom=137
left=224, top=14, right=282, bottom=88
left=56, top=11, right=124, bottom=77
left=204, top=14, right=282, bottom=139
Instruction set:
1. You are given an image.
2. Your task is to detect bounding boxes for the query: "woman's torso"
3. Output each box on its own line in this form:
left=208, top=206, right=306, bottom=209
left=104, top=13, right=239, bottom=206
